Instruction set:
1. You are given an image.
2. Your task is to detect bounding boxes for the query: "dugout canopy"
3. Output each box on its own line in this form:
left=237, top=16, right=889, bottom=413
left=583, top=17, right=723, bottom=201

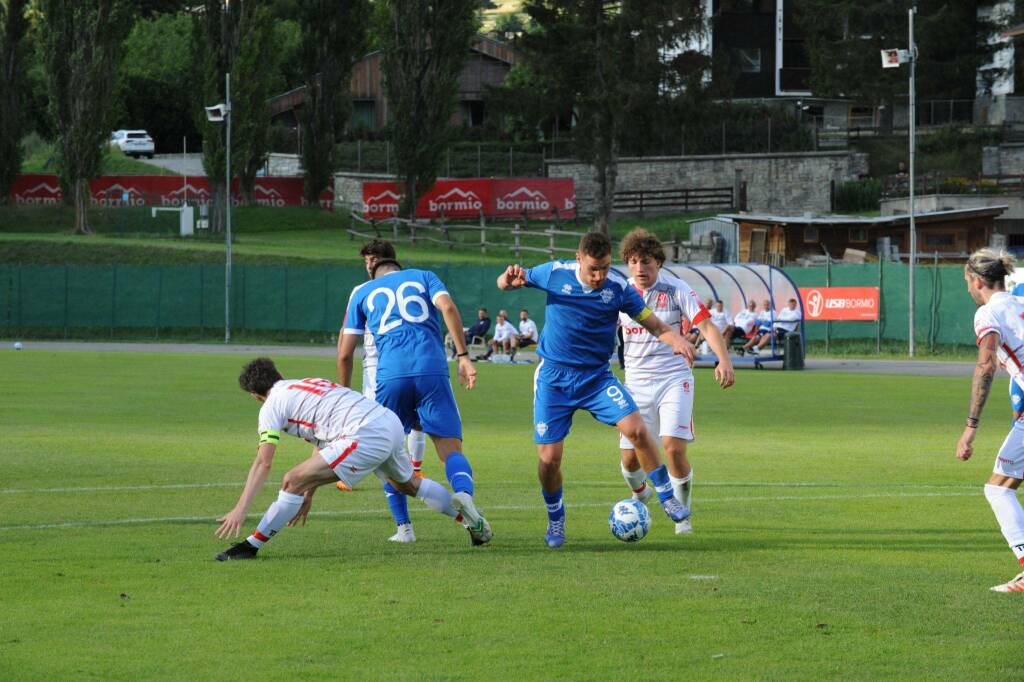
left=610, top=263, right=806, bottom=358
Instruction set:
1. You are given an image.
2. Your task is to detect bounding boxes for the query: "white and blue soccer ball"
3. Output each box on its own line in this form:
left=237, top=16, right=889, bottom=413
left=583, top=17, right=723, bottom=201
left=609, top=499, right=651, bottom=542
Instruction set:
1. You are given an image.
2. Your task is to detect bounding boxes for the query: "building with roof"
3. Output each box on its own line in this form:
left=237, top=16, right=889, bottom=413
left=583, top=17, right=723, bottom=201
left=716, top=206, right=1009, bottom=265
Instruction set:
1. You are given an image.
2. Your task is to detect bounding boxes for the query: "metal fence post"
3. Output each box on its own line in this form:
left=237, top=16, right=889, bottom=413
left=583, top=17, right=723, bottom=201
left=513, top=224, right=521, bottom=262
left=548, top=227, right=555, bottom=260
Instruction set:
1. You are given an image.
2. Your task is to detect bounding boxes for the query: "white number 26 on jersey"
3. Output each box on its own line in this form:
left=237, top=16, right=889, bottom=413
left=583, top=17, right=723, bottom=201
left=367, top=281, right=430, bottom=334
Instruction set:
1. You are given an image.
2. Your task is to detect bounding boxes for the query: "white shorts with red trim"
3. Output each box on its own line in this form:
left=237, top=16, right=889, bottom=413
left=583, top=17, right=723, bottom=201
left=319, top=410, right=412, bottom=490
left=994, top=419, right=1024, bottom=479
left=618, top=371, right=695, bottom=448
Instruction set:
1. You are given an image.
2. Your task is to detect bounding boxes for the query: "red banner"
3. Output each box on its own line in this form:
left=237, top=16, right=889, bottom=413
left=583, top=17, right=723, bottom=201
left=799, top=287, right=879, bottom=321
left=11, top=174, right=334, bottom=210
left=362, top=178, right=576, bottom=220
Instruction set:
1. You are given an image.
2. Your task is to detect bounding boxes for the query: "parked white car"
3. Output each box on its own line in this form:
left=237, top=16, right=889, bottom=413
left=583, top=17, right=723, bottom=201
left=110, top=130, right=155, bottom=158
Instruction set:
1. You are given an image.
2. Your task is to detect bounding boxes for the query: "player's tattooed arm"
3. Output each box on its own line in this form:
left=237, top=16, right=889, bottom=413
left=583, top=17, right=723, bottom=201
left=498, top=264, right=526, bottom=290
left=958, top=333, right=1000, bottom=461
left=336, top=333, right=358, bottom=388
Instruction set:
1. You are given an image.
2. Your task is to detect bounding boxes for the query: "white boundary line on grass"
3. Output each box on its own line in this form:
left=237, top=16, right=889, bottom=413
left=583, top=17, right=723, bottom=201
left=0, top=481, right=977, bottom=495
left=0, top=490, right=982, bottom=532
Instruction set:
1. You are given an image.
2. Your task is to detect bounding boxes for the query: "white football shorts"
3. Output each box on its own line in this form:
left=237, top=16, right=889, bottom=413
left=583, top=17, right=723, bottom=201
left=361, top=363, right=377, bottom=401
left=618, top=372, right=696, bottom=449
left=319, top=410, right=413, bottom=490
left=994, top=419, right=1024, bottom=479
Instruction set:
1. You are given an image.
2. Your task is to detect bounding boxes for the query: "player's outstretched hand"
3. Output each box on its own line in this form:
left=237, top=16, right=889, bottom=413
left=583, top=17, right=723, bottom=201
left=215, top=507, right=246, bottom=539
left=458, top=356, right=477, bottom=390
left=501, top=264, right=527, bottom=289
left=288, top=492, right=314, bottom=527
left=714, top=361, right=735, bottom=389
left=956, top=427, right=975, bottom=461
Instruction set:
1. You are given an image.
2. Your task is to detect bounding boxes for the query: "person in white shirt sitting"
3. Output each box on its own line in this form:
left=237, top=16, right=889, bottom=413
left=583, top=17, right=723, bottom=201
left=478, top=312, right=517, bottom=361
left=731, top=300, right=758, bottom=353
left=773, top=298, right=802, bottom=341
left=704, top=300, right=737, bottom=353
left=512, top=308, right=539, bottom=359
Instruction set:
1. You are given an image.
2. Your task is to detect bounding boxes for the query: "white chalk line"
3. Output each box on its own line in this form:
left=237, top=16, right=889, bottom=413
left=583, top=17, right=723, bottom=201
left=0, top=490, right=982, bottom=532
left=0, top=480, right=976, bottom=495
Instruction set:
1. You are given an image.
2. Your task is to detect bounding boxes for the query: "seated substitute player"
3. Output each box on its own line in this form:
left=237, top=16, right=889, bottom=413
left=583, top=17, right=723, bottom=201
left=511, top=308, right=539, bottom=359
left=706, top=300, right=736, bottom=353
left=773, top=298, right=801, bottom=341
left=743, top=299, right=775, bottom=356
left=955, top=248, right=1024, bottom=592
left=478, top=312, right=516, bottom=361
left=497, top=231, right=698, bottom=548
left=732, top=299, right=758, bottom=354
left=213, top=358, right=489, bottom=560
left=616, top=230, right=735, bottom=534
left=352, top=239, right=427, bottom=482
left=338, top=258, right=492, bottom=545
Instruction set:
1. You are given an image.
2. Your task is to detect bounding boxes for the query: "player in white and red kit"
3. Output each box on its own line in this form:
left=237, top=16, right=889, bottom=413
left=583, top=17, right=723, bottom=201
left=214, top=358, right=487, bottom=560
left=342, top=240, right=427, bottom=543
left=616, top=229, right=735, bottom=534
left=957, top=248, right=1024, bottom=591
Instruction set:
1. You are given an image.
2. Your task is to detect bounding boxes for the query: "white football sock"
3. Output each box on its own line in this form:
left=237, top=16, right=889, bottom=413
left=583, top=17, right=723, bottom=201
left=247, top=490, right=304, bottom=548
left=671, top=472, right=693, bottom=509
left=407, top=429, right=426, bottom=468
left=984, top=484, right=1024, bottom=563
left=415, top=477, right=458, bottom=518
left=620, top=461, right=647, bottom=493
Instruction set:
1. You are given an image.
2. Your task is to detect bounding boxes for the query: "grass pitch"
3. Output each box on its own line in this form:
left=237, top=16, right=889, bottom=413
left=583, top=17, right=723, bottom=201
left=1, top=350, right=1020, bottom=679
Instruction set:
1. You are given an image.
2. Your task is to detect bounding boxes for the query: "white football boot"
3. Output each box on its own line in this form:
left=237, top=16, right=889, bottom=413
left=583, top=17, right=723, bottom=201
left=388, top=523, right=416, bottom=543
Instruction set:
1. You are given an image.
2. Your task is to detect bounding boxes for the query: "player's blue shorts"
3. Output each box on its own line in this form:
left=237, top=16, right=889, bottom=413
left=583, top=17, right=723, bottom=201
left=532, top=360, right=637, bottom=444
left=375, top=373, right=462, bottom=440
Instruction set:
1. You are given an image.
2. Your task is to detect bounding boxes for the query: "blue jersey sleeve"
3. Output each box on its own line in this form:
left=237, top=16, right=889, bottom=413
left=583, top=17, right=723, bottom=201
left=618, top=283, right=647, bottom=319
left=524, top=261, right=555, bottom=291
left=343, top=286, right=367, bottom=334
left=424, top=270, right=449, bottom=305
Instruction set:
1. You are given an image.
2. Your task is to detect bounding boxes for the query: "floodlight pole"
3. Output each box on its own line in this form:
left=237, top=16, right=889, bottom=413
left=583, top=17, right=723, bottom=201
left=224, top=72, right=233, bottom=344
left=908, top=6, right=917, bottom=358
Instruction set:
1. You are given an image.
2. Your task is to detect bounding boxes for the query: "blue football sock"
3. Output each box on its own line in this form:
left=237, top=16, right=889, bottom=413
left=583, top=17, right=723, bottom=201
left=445, top=452, right=474, bottom=495
left=542, top=487, right=565, bottom=522
left=646, top=465, right=675, bottom=504
left=383, top=482, right=410, bottom=526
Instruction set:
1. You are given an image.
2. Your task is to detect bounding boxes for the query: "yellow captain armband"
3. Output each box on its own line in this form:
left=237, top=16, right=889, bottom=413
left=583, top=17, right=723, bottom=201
left=258, top=429, right=281, bottom=445
left=634, top=307, right=653, bottom=323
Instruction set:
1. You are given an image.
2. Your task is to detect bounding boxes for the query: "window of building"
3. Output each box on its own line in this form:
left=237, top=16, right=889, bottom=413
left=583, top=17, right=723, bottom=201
left=848, top=228, right=868, bottom=243
left=731, top=48, right=762, bottom=73
left=923, top=232, right=956, bottom=249
left=803, top=226, right=819, bottom=243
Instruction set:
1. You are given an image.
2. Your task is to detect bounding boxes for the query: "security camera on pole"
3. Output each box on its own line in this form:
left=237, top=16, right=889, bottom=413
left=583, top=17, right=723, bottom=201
left=881, top=6, right=917, bottom=357
left=205, top=74, right=232, bottom=344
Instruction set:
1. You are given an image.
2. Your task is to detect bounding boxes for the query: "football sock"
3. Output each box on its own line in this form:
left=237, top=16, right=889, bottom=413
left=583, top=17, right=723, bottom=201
left=646, top=465, right=675, bottom=504
left=383, top=482, right=411, bottom=526
left=246, top=489, right=304, bottom=548
left=620, top=462, right=648, bottom=495
left=671, top=472, right=693, bottom=509
left=445, top=452, right=474, bottom=495
left=542, top=487, right=565, bottom=522
left=985, top=484, right=1024, bottom=564
left=415, top=477, right=459, bottom=519
left=407, top=429, right=426, bottom=471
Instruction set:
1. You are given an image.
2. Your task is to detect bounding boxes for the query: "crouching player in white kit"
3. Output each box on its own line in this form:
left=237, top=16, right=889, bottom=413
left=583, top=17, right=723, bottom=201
left=617, top=230, right=735, bottom=533
left=214, top=358, right=487, bottom=560
left=956, top=248, right=1024, bottom=591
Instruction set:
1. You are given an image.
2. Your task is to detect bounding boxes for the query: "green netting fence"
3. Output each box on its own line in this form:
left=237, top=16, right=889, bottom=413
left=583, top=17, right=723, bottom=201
left=0, top=261, right=977, bottom=346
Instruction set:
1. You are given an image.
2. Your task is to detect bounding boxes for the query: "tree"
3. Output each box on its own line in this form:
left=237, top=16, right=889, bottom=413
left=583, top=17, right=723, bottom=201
left=41, top=0, right=129, bottom=234
left=297, top=0, right=368, bottom=207
left=798, top=1, right=1007, bottom=134
left=382, top=0, right=478, bottom=217
left=0, top=0, right=29, bottom=204
left=232, top=4, right=275, bottom=204
left=521, top=0, right=708, bottom=233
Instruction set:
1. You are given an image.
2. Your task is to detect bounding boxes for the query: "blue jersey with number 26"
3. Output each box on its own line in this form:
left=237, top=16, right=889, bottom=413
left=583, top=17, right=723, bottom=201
left=343, top=269, right=450, bottom=381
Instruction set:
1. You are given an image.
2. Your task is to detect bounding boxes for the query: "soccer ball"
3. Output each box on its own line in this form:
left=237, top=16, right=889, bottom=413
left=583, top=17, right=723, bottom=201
left=609, top=499, right=651, bottom=542
left=13, top=342, right=22, bottom=350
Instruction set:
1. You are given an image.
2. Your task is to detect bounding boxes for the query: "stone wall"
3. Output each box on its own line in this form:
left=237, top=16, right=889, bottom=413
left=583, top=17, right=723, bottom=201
left=982, top=144, right=1024, bottom=176
left=334, top=172, right=395, bottom=212
left=546, top=151, right=868, bottom=215
left=266, top=153, right=303, bottom=176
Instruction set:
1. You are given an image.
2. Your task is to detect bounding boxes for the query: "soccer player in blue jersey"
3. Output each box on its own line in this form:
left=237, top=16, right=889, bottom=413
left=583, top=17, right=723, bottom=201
left=497, top=231, right=698, bottom=548
left=337, top=258, right=492, bottom=546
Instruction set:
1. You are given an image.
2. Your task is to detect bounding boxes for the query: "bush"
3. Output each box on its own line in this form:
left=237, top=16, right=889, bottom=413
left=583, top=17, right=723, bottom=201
left=834, top=178, right=882, bottom=212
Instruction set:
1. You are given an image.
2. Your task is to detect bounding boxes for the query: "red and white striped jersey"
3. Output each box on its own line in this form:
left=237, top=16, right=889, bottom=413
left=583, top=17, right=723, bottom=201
left=257, top=378, right=385, bottom=448
left=974, top=291, right=1024, bottom=386
left=618, top=271, right=710, bottom=377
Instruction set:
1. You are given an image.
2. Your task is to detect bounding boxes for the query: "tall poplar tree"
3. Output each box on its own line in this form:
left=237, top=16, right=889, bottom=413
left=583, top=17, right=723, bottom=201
left=0, top=0, right=28, bottom=204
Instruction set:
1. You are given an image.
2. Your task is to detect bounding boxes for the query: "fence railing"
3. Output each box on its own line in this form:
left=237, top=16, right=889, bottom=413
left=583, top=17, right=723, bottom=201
left=612, top=186, right=739, bottom=216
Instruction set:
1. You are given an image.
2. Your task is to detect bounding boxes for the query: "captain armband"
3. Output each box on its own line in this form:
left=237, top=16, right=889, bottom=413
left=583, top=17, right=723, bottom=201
left=258, top=429, right=281, bottom=445
left=634, top=307, right=653, bottom=323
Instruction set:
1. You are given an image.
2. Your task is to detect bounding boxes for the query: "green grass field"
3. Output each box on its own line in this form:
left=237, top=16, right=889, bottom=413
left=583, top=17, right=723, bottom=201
left=1, top=350, right=1019, bottom=678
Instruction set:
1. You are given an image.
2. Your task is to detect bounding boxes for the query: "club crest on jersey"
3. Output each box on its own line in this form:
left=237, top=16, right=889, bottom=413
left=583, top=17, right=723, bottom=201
left=656, top=291, right=668, bottom=309
left=536, top=421, right=548, bottom=436
left=600, top=289, right=615, bottom=304
left=561, top=283, right=573, bottom=295
left=683, top=381, right=690, bottom=393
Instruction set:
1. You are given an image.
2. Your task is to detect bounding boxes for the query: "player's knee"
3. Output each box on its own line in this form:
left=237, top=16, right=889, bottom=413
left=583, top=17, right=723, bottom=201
left=621, top=424, right=648, bottom=447
left=393, top=477, right=419, bottom=496
left=281, top=470, right=307, bottom=494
